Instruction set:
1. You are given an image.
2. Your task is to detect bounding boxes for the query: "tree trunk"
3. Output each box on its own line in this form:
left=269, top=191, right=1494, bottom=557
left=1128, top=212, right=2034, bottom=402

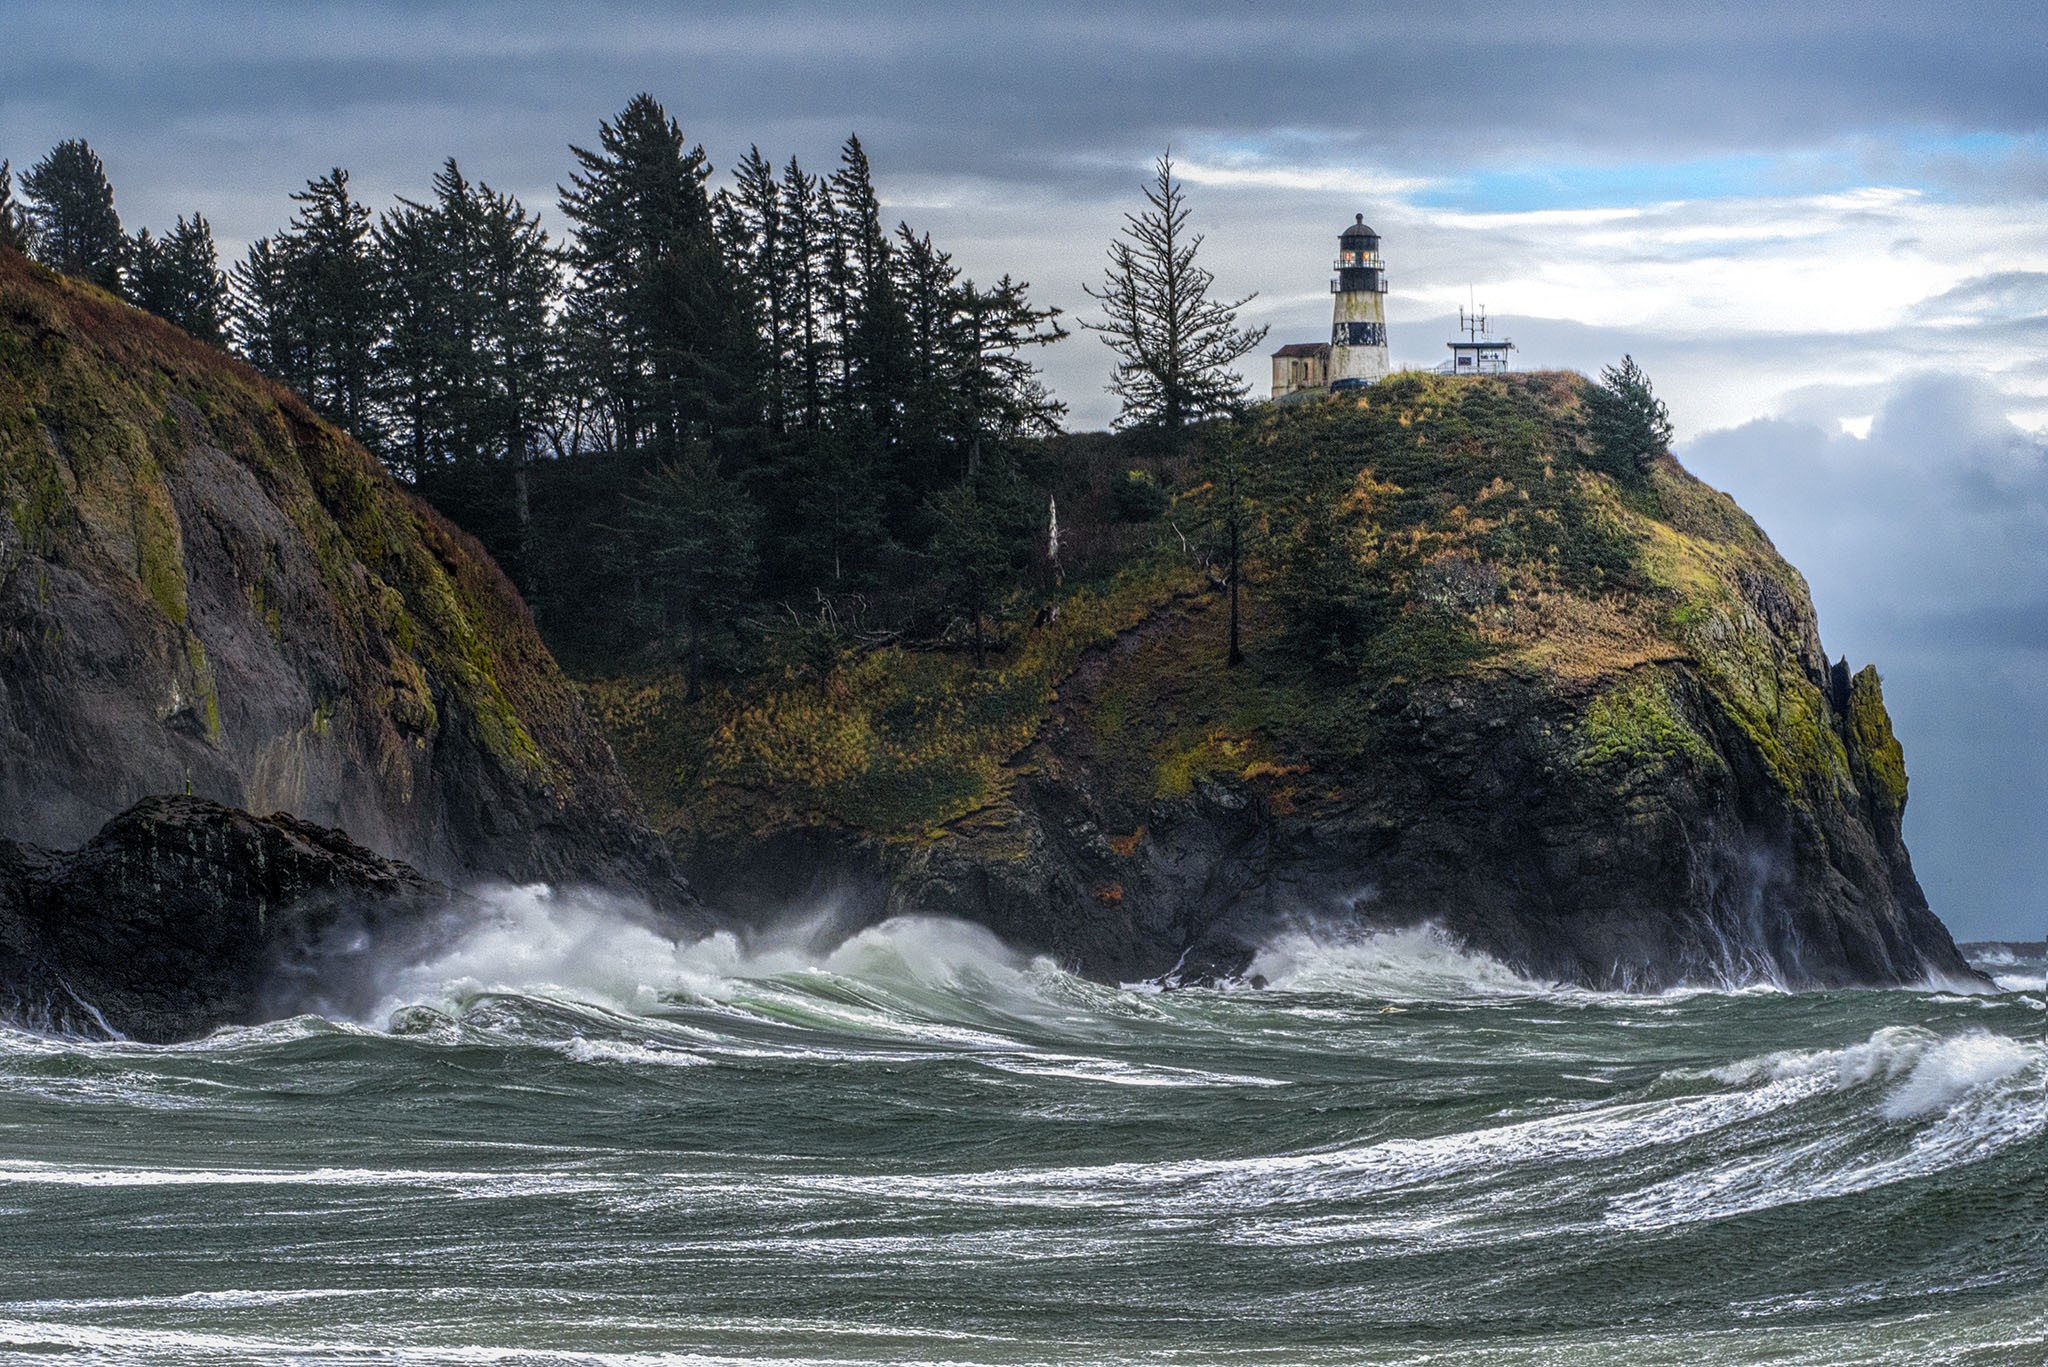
left=1227, top=511, right=1243, bottom=667
left=685, top=606, right=705, bottom=704
left=512, top=458, right=533, bottom=595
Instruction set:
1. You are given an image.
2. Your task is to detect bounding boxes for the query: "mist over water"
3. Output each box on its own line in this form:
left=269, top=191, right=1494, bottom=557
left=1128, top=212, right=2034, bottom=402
left=0, top=889, right=2041, bottom=1365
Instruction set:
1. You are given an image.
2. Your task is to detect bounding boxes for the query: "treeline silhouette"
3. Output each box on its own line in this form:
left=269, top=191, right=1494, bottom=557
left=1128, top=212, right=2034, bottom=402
left=1, top=96, right=1076, bottom=690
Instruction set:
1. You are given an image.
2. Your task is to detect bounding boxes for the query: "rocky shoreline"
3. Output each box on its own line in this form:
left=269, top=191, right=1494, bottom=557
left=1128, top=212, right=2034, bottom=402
left=0, top=796, right=461, bottom=1041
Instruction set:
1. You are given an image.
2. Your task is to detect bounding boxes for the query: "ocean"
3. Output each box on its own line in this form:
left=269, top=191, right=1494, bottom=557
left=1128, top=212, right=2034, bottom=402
left=0, top=891, right=2040, bottom=1365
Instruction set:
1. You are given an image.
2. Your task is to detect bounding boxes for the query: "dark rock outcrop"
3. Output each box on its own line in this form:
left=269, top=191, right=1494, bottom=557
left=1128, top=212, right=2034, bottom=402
left=685, top=642, right=1980, bottom=992
left=882, top=663, right=1974, bottom=991
left=0, top=795, right=461, bottom=1041
left=0, top=247, right=684, bottom=900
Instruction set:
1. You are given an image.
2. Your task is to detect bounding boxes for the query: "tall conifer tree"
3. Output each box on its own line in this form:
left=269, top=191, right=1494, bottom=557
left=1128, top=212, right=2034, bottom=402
left=373, top=185, right=457, bottom=477
left=131, top=215, right=230, bottom=344
left=722, top=146, right=791, bottom=437
left=559, top=94, right=749, bottom=461
left=628, top=449, right=760, bottom=701
left=825, top=136, right=910, bottom=434
left=22, top=140, right=126, bottom=292
left=230, top=235, right=311, bottom=393
left=286, top=169, right=383, bottom=439
left=1083, top=153, right=1267, bottom=447
left=0, top=161, right=33, bottom=254
left=780, top=157, right=833, bottom=433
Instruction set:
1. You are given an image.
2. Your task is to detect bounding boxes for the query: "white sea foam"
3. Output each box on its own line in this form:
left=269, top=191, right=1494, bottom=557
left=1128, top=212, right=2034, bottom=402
left=0, top=1159, right=619, bottom=1195
left=1612, top=1025, right=2045, bottom=1230
left=342, top=889, right=1129, bottom=1067
left=1248, top=923, right=1562, bottom=999
left=1709, top=1024, right=2041, bottom=1117
left=1880, top=1029, right=2036, bottom=1119
left=359, top=883, right=763, bottom=1021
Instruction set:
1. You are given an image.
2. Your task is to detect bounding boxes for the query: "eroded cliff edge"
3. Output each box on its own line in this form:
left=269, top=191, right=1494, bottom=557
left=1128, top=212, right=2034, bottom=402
left=600, top=372, right=1977, bottom=990
left=0, top=248, right=681, bottom=897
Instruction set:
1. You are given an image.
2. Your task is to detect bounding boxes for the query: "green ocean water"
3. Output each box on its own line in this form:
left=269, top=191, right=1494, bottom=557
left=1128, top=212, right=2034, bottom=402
left=0, top=893, right=2040, bottom=1365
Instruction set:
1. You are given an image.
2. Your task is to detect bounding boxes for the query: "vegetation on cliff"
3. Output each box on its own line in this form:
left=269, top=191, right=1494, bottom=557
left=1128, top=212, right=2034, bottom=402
left=592, top=369, right=1887, bottom=854
left=579, top=367, right=1977, bottom=990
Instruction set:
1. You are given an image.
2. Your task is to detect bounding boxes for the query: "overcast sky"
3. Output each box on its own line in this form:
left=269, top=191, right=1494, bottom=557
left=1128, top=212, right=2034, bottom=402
left=5, top=0, right=2043, bottom=941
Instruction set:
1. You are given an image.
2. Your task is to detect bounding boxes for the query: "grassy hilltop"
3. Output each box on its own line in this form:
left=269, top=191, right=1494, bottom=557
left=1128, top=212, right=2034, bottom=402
left=596, top=369, right=1895, bottom=852
left=585, top=367, right=1963, bottom=989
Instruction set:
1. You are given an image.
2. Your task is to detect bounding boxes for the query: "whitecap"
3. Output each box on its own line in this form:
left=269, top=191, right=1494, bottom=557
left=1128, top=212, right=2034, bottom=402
left=1248, top=923, right=1563, bottom=1000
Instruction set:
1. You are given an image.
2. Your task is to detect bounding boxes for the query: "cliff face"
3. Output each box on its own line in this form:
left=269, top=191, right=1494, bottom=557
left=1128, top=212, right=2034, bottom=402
left=0, top=248, right=680, bottom=896
left=602, top=372, right=1976, bottom=991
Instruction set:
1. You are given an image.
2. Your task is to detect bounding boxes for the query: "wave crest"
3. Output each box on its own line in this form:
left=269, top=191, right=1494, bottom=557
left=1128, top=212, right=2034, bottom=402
left=1248, top=923, right=1560, bottom=999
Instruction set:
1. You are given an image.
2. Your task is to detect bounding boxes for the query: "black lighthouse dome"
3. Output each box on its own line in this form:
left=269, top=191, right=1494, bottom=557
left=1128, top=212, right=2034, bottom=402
left=1340, top=214, right=1378, bottom=240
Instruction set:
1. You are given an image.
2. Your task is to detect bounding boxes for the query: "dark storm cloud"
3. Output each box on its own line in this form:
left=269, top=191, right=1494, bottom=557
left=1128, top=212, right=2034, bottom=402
left=1685, top=377, right=2048, bottom=940
left=9, top=1, right=2048, bottom=194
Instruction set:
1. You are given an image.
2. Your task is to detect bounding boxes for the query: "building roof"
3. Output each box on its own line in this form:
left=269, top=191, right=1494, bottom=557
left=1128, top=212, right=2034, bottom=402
left=1273, top=342, right=1331, bottom=358
left=1340, top=214, right=1379, bottom=239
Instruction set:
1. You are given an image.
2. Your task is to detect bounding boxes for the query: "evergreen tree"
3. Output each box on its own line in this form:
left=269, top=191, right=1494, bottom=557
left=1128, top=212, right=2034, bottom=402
left=893, top=225, right=967, bottom=497
left=791, top=429, right=888, bottom=588
left=1083, top=153, right=1267, bottom=447
left=627, top=449, right=761, bottom=701
left=0, top=161, right=33, bottom=254
left=892, top=230, right=1066, bottom=490
left=721, top=146, right=791, bottom=435
left=925, top=452, right=1035, bottom=668
left=825, top=135, right=910, bottom=440
left=1586, top=355, right=1674, bottom=477
left=375, top=160, right=559, bottom=589
left=22, top=140, right=126, bottom=292
left=377, top=161, right=558, bottom=468
left=372, top=187, right=457, bottom=477
left=954, top=275, right=1067, bottom=452
left=559, top=93, right=750, bottom=461
left=284, top=168, right=383, bottom=439
left=130, top=214, right=230, bottom=344
left=468, top=174, right=563, bottom=577
left=1267, top=438, right=1388, bottom=671
left=779, top=157, right=833, bottom=432
left=1200, top=424, right=1262, bottom=667
left=230, top=234, right=312, bottom=393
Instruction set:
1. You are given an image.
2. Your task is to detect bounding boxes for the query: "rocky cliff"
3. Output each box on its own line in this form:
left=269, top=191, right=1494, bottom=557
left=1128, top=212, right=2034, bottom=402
left=598, top=371, right=1977, bottom=991
left=0, top=247, right=681, bottom=897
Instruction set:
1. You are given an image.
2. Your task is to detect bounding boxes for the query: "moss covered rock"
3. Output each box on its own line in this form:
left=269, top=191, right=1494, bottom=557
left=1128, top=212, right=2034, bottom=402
left=0, top=247, right=683, bottom=898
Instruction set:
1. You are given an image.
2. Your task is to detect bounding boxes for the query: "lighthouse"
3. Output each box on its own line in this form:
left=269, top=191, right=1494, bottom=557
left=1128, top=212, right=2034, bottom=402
left=1329, top=215, right=1390, bottom=387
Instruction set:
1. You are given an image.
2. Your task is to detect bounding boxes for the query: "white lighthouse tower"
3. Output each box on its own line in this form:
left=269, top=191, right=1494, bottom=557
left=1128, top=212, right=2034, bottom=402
left=1329, top=215, right=1390, bottom=387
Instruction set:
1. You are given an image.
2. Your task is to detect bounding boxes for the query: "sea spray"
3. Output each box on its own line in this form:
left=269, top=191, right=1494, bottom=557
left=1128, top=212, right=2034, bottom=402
left=1247, top=921, right=1564, bottom=999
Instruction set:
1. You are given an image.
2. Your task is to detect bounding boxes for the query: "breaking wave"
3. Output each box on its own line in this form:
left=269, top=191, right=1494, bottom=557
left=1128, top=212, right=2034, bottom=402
left=1247, top=922, right=1574, bottom=999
